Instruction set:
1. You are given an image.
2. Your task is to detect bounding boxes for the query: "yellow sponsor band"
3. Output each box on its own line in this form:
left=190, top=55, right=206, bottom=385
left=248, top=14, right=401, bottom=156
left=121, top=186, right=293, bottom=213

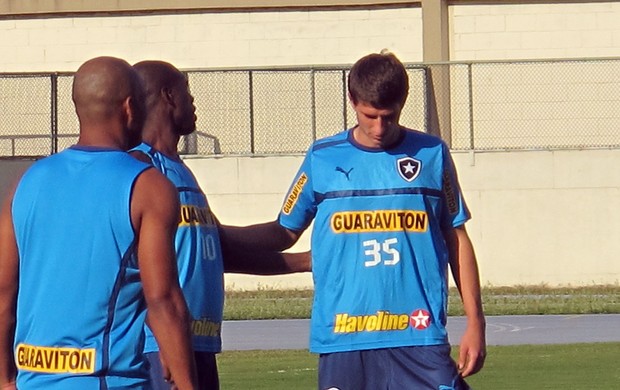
left=331, top=210, right=428, bottom=233
left=191, top=318, right=221, bottom=337
left=282, top=173, right=308, bottom=215
left=179, top=205, right=216, bottom=227
left=334, top=311, right=410, bottom=333
left=15, top=344, right=95, bottom=374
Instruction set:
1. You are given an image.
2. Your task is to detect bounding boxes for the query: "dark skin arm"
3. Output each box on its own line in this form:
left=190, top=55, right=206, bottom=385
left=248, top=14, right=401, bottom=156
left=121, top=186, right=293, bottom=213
left=221, top=244, right=311, bottom=275
left=219, top=220, right=300, bottom=252
left=132, top=168, right=198, bottom=390
left=444, top=225, right=486, bottom=377
left=218, top=220, right=310, bottom=274
left=0, top=183, right=18, bottom=390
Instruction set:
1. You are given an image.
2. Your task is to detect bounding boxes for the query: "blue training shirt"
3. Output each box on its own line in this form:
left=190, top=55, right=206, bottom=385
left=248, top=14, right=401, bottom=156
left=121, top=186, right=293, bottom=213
left=11, top=146, right=151, bottom=389
left=133, top=143, right=224, bottom=353
left=278, top=128, right=470, bottom=354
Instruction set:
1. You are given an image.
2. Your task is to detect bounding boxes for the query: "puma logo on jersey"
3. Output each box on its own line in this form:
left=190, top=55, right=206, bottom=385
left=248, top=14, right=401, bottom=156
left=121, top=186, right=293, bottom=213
left=335, top=166, right=353, bottom=180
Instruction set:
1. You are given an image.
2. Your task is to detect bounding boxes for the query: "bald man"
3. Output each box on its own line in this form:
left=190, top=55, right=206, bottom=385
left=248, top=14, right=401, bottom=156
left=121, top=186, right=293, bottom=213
left=0, top=57, right=197, bottom=390
left=131, top=60, right=310, bottom=389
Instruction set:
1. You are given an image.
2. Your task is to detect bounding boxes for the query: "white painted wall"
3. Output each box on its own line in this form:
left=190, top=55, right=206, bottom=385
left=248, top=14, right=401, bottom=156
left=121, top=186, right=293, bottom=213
left=0, top=8, right=423, bottom=72
left=450, top=1, right=620, bottom=60
left=3, top=2, right=619, bottom=72
left=185, top=148, right=620, bottom=290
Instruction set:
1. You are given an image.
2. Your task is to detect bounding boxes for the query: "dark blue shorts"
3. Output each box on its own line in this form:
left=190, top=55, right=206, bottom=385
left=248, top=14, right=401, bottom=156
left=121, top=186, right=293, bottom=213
left=145, top=351, right=219, bottom=390
left=318, top=345, right=471, bottom=390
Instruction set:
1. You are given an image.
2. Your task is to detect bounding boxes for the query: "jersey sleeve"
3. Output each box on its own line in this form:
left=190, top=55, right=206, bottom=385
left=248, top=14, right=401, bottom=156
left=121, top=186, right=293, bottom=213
left=278, top=149, right=316, bottom=233
left=441, top=143, right=471, bottom=228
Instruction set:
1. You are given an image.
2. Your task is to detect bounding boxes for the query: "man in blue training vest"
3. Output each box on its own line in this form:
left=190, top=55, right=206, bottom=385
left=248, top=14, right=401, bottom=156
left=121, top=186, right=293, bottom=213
left=130, top=60, right=311, bottom=389
left=224, top=51, right=486, bottom=390
left=0, top=57, right=198, bottom=390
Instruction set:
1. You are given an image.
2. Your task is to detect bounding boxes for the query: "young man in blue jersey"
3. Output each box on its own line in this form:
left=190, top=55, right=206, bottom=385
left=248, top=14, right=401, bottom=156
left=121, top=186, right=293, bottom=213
left=0, top=57, right=198, bottom=389
left=130, top=60, right=311, bottom=390
left=224, top=51, right=486, bottom=389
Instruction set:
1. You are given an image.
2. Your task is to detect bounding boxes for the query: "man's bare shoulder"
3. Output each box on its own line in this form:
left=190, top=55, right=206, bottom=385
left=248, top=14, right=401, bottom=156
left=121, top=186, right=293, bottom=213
left=132, top=167, right=179, bottom=216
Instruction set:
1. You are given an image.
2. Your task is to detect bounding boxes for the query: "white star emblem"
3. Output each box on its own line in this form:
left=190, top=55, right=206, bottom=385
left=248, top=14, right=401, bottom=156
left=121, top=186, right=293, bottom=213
left=403, top=162, right=415, bottom=174
left=410, top=309, right=430, bottom=330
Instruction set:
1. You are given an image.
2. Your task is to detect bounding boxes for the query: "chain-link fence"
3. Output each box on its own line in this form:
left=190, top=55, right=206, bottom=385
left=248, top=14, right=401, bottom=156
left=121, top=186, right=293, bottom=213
left=182, top=66, right=427, bottom=155
left=0, top=73, right=77, bottom=157
left=446, top=58, right=620, bottom=150
left=2, top=58, right=620, bottom=157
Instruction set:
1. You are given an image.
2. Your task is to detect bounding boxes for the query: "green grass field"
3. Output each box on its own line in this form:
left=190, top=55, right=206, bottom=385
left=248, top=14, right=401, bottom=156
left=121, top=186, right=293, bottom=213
left=218, top=343, right=620, bottom=389
left=224, top=285, right=620, bottom=320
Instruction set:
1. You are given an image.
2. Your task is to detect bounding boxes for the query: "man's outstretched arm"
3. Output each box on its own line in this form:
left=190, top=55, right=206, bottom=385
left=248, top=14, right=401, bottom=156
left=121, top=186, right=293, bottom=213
left=219, top=220, right=300, bottom=252
left=222, top=247, right=311, bottom=275
left=219, top=220, right=310, bottom=274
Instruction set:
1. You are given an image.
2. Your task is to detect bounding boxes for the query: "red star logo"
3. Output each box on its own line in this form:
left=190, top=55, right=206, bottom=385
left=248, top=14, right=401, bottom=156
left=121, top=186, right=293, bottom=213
left=410, top=309, right=431, bottom=330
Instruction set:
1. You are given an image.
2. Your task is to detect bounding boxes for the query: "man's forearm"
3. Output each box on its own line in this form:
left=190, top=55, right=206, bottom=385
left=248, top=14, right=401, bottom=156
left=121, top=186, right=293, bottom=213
left=224, top=248, right=311, bottom=274
left=452, top=228, right=485, bottom=321
left=0, top=314, right=16, bottom=387
left=0, top=291, right=16, bottom=386
left=219, top=220, right=299, bottom=252
left=147, top=291, right=197, bottom=390
left=448, top=226, right=486, bottom=376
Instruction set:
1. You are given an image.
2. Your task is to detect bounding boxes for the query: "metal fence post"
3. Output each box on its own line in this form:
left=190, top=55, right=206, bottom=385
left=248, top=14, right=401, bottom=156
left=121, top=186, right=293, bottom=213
left=310, top=69, right=317, bottom=142
left=341, top=70, right=348, bottom=130
left=248, top=70, right=255, bottom=154
left=50, top=73, right=58, bottom=154
left=467, top=63, right=474, bottom=150
left=423, top=66, right=431, bottom=133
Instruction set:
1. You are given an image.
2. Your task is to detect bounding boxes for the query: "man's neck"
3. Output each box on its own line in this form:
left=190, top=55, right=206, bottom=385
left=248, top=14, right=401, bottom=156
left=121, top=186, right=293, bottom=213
left=77, top=125, right=128, bottom=150
left=141, top=125, right=181, bottom=160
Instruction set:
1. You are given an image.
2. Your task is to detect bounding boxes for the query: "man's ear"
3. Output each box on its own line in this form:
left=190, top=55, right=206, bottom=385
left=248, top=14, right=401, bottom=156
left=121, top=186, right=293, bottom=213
left=348, top=92, right=357, bottom=109
left=161, top=87, right=176, bottom=108
left=122, top=96, right=133, bottom=126
left=124, top=95, right=144, bottom=131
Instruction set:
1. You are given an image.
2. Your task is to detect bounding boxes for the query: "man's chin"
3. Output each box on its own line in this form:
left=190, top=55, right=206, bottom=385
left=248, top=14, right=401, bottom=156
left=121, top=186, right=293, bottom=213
left=178, top=126, right=196, bottom=136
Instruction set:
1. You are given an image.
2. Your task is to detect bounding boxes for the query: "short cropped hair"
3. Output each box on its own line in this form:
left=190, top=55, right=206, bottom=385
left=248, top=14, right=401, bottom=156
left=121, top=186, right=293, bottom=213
left=347, top=51, right=409, bottom=109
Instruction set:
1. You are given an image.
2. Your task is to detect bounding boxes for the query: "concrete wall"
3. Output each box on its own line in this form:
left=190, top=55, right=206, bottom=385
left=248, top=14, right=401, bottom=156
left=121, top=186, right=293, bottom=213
left=185, top=148, right=620, bottom=289
left=450, top=1, right=620, bottom=60
left=0, top=7, right=423, bottom=72
left=2, top=1, right=620, bottom=72
left=3, top=149, right=618, bottom=290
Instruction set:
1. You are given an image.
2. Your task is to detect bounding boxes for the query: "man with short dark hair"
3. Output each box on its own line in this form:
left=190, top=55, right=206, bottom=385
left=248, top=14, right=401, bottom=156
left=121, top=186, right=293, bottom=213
left=224, top=51, right=486, bottom=389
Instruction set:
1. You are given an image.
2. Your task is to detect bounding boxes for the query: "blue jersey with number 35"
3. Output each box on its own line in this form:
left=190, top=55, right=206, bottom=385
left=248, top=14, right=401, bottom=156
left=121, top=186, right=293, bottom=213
left=278, top=128, right=470, bottom=354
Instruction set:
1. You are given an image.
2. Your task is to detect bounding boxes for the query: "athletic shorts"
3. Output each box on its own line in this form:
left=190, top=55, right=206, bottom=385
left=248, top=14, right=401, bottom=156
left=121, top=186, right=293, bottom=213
left=145, top=351, right=219, bottom=390
left=318, top=345, right=471, bottom=390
